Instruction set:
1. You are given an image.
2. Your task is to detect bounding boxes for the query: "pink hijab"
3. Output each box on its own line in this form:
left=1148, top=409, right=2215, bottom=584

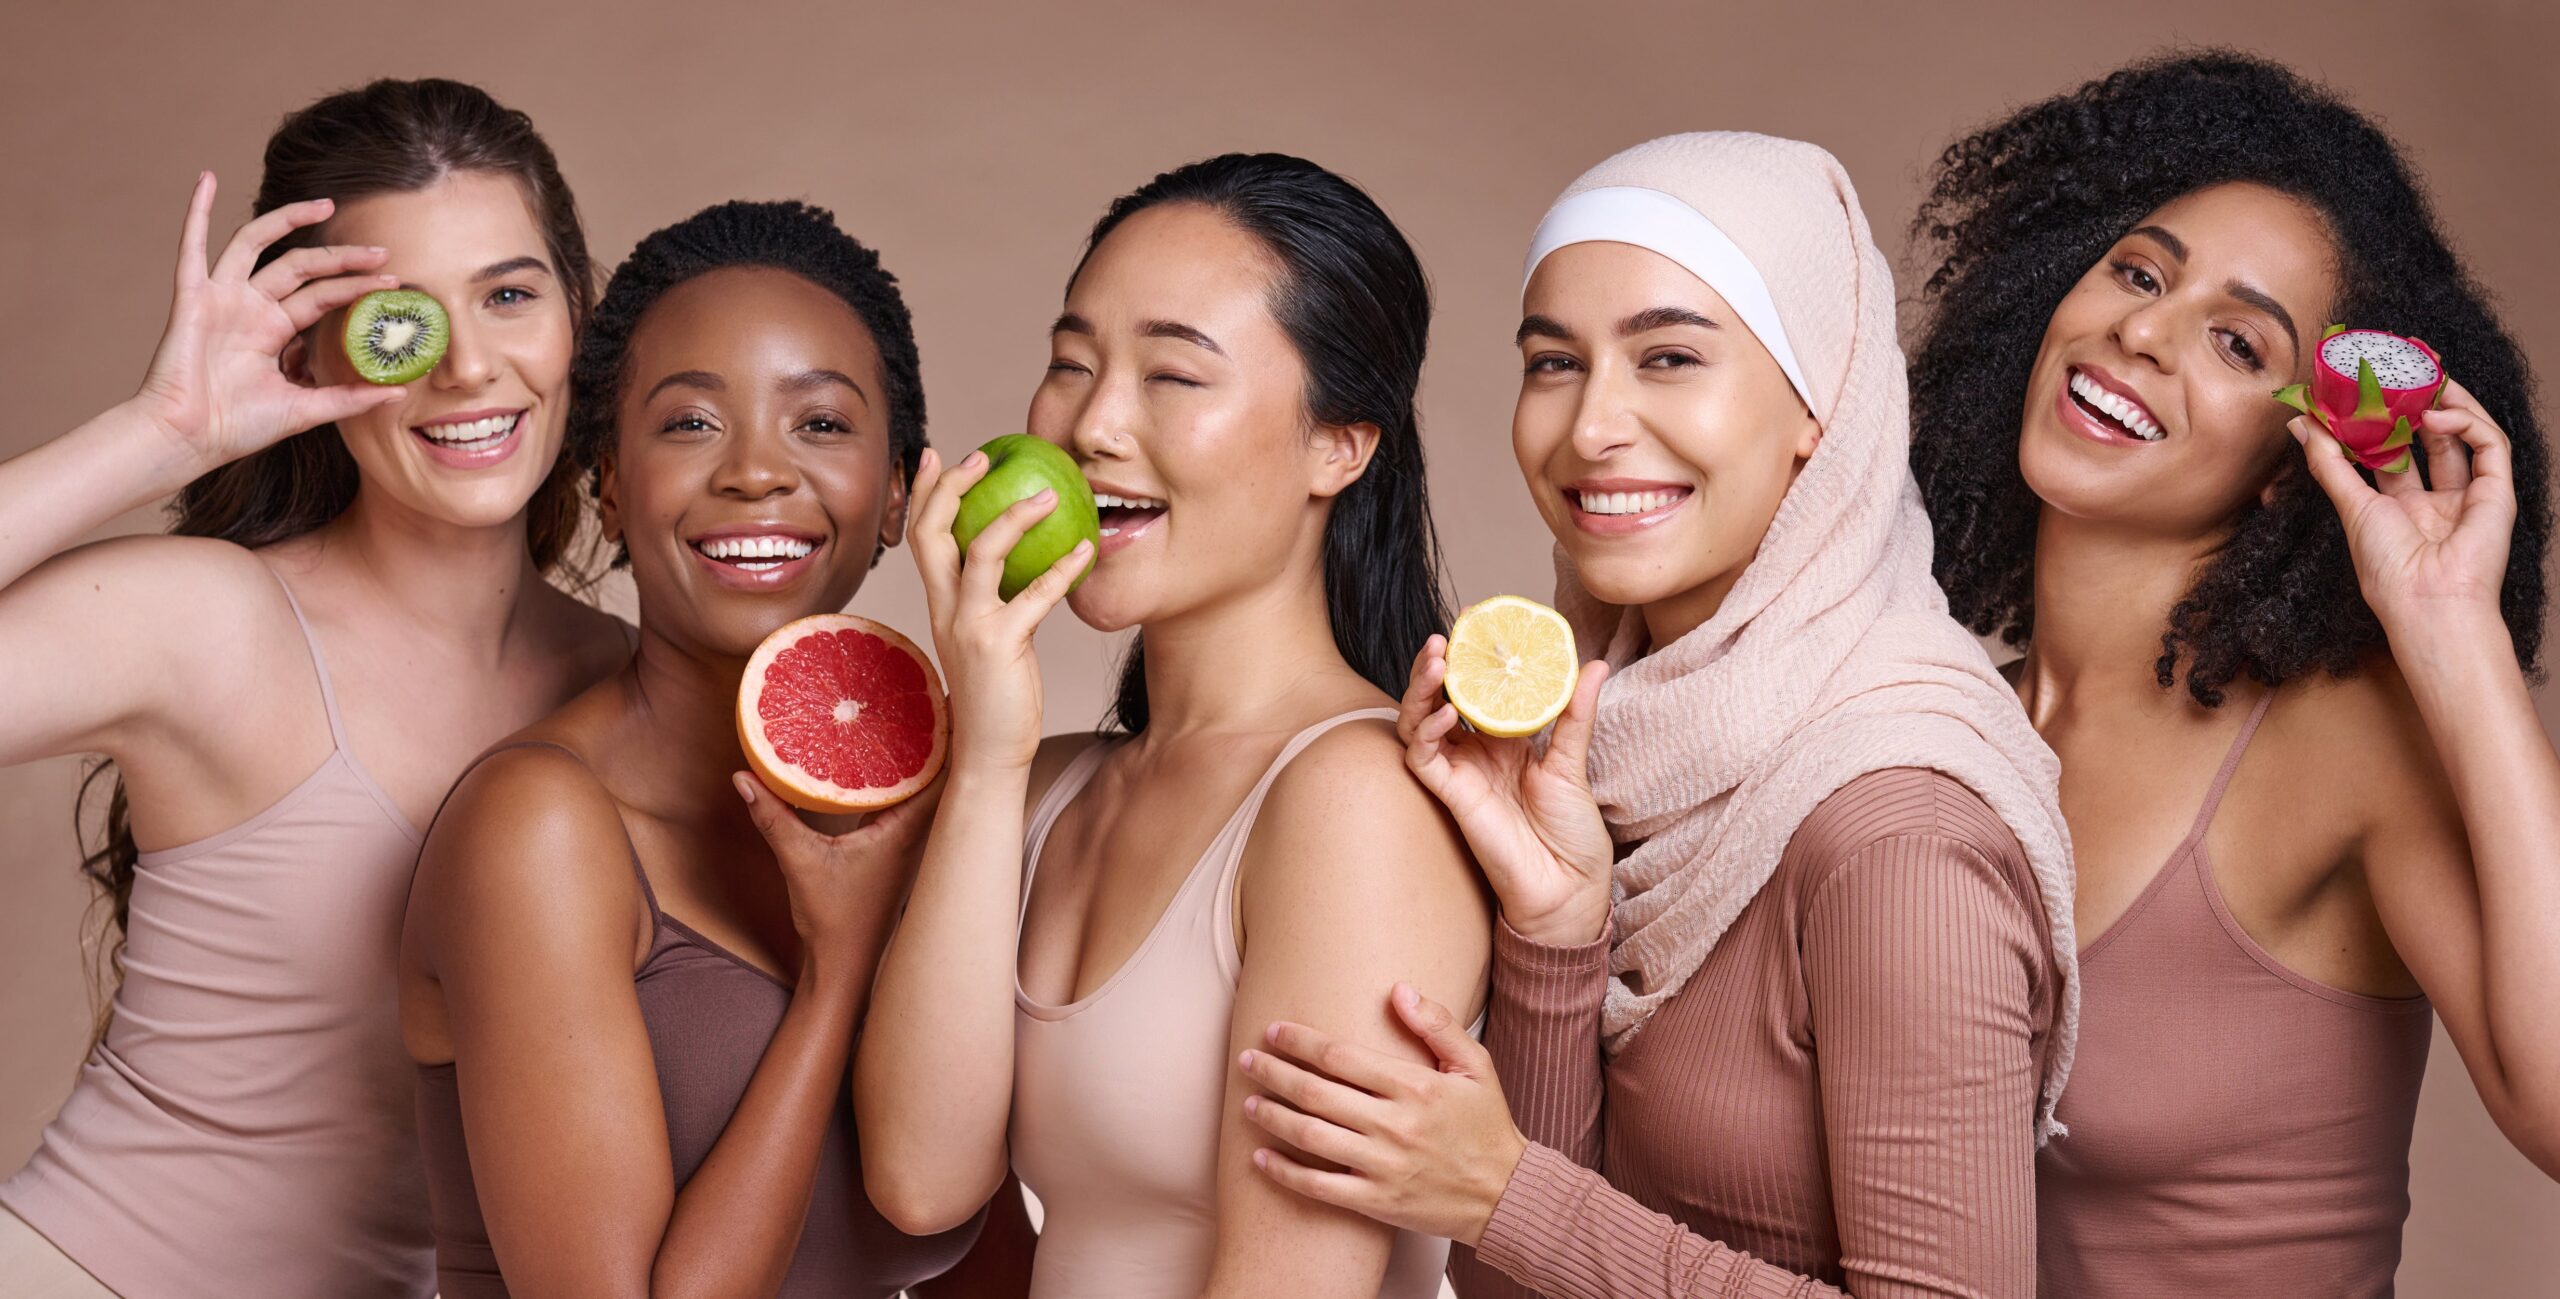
left=1529, top=132, right=2079, bottom=1139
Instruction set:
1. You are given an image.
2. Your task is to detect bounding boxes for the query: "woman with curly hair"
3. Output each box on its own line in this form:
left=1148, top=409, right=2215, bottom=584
left=1908, top=51, right=2560, bottom=1295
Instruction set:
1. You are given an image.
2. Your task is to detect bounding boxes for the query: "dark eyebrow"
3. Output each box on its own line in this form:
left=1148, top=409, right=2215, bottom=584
left=473, top=255, right=552, bottom=282
left=2225, top=282, right=2300, bottom=352
left=1516, top=313, right=1575, bottom=346
left=1141, top=319, right=1223, bottom=356
left=1620, top=306, right=1719, bottom=335
left=644, top=370, right=724, bottom=402
left=782, top=368, right=871, bottom=407
left=1051, top=312, right=1092, bottom=337
left=2127, top=225, right=2189, bottom=263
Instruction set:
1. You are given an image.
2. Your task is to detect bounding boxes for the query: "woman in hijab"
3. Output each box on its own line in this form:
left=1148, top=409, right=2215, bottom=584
left=1228, top=132, right=2074, bottom=1298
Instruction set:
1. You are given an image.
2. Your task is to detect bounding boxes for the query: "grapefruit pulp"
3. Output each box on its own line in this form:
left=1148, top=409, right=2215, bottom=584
left=738, top=614, right=948, bottom=813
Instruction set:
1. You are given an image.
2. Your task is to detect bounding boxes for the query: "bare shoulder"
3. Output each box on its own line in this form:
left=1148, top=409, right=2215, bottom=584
left=1244, top=715, right=1485, bottom=917
left=412, top=741, right=645, bottom=962
left=26, top=533, right=296, bottom=643
left=2281, top=654, right=2463, bottom=847
left=1028, top=730, right=1109, bottom=808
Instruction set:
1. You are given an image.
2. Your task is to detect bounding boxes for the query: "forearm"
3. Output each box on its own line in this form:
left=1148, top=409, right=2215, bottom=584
left=1475, top=1145, right=1844, bottom=1299
left=647, top=969, right=861, bottom=1299
left=2392, top=605, right=2560, bottom=1146
left=854, top=760, right=1033, bottom=1228
left=1484, top=919, right=1611, bottom=1167
left=0, top=402, right=202, bottom=590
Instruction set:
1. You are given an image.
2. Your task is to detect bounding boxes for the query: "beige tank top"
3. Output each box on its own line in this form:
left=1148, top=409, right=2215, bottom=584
left=1008, top=708, right=1450, bottom=1299
left=1, top=565, right=435, bottom=1298
left=2037, top=689, right=2433, bottom=1297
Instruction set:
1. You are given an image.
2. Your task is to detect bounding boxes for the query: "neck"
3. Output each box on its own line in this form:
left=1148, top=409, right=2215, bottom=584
left=1132, top=559, right=1363, bottom=742
left=1638, top=562, right=1746, bottom=655
left=618, top=624, right=760, bottom=820
left=317, top=485, right=546, bottom=658
left=2014, top=505, right=2222, bottom=725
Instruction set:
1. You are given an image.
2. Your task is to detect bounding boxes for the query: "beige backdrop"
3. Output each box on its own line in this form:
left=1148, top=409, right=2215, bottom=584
left=5, top=0, right=2555, bottom=1290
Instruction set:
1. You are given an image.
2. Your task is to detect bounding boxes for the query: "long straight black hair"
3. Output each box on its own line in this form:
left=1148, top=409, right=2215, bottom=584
left=1074, top=153, right=1450, bottom=733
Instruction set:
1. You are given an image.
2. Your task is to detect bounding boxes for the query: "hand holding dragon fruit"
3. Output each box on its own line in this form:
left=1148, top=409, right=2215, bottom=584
left=2272, top=324, right=2445, bottom=473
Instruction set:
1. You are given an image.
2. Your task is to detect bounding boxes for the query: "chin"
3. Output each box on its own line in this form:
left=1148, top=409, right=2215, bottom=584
left=1562, top=548, right=1692, bottom=610
left=1063, top=582, right=1141, bottom=634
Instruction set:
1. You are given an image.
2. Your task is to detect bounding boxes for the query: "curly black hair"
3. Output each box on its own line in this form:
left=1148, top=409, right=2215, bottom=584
left=1908, top=50, right=2548, bottom=705
left=568, top=199, right=926, bottom=564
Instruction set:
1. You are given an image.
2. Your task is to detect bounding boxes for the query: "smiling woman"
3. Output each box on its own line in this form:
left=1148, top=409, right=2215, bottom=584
left=396, top=200, right=1027, bottom=1299
left=0, top=79, right=632, bottom=1299
left=1908, top=51, right=2560, bottom=1298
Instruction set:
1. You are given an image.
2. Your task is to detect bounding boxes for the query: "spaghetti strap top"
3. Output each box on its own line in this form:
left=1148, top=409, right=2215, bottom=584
left=2, top=564, right=435, bottom=1299
left=2038, top=690, right=2433, bottom=1298
left=411, top=742, right=983, bottom=1299
left=1007, top=708, right=1452, bottom=1299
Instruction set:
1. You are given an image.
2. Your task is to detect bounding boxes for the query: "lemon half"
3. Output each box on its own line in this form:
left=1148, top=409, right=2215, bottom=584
left=1443, top=595, right=1579, bottom=738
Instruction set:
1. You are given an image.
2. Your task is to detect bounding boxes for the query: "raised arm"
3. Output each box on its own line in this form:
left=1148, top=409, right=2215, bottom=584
left=412, top=746, right=935, bottom=1299
left=1203, top=720, right=1492, bottom=1299
left=0, top=174, right=401, bottom=772
left=2297, top=388, right=2560, bottom=1173
left=854, top=446, right=1094, bottom=1234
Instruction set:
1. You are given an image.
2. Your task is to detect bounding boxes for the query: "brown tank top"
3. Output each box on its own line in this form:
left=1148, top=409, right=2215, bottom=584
left=2037, top=691, right=2433, bottom=1298
left=412, top=743, right=982, bottom=1298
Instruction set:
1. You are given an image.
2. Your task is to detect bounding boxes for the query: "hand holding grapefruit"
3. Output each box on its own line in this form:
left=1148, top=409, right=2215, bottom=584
left=739, top=613, right=948, bottom=813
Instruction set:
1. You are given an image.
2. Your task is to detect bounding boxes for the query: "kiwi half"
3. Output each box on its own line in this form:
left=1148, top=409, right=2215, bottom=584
left=343, top=289, right=450, bottom=385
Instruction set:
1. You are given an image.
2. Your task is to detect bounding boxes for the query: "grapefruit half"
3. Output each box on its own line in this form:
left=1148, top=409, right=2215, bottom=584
left=738, top=614, right=948, bottom=812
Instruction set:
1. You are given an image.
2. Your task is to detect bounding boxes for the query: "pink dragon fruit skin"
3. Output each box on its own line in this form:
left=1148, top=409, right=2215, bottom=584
left=2272, top=324, right=2444, bottom=473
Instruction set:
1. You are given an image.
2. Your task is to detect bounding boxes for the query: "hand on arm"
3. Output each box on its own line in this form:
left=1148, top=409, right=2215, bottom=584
left=1199, top=725, right=1493, bottom=1298
left=854, top=446, right=1092, bottom=1234
left=2297, top=388, right=2560, bottom=1170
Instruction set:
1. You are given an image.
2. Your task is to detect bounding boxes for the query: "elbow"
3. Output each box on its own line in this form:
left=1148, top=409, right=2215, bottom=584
left=862, top=1152, right=995, bottom=1238
left=867, top=1177, right=984, bottom=1239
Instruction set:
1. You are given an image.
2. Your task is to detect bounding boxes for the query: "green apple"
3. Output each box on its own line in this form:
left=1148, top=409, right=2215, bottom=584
left=950, top=435, right=1101, bottom=600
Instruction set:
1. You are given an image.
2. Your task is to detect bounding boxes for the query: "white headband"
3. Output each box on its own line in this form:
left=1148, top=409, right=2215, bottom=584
left=1523, top=185, right=1813, bottom=410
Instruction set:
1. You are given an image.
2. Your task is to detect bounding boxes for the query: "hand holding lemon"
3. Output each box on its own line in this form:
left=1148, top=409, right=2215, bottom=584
left=1401, top=596, right=1615, bottom=946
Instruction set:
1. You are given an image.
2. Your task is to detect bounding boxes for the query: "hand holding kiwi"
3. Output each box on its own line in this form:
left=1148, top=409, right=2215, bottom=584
left=127, top=172, right=415, bottom=479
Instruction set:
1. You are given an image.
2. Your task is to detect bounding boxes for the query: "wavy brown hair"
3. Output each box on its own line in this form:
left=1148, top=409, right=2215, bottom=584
left=77, top=78, right=596, bottom=1011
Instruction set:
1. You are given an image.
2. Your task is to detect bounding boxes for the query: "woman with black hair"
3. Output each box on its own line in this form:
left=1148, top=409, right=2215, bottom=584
left=398, top=200, right=1017, bottom=1298
left=855, top=153, right=1492, bottom=1297
left=1908, top=51, right=2560, bottom=1295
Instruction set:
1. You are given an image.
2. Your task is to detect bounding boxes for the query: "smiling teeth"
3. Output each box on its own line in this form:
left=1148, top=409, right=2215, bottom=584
left=698, top=536, right=815, bottom=561
left=1092, top=492, right=1166, bottom=511
left=1579, top=489, right=1683, bottom=516
left=417, top=413, right=519, bottom=445
left=2069, top=372, right=2163, bottom=441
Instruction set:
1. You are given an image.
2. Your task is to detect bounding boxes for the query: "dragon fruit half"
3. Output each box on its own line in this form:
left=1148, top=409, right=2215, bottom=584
left=2272, top=325, right=2444, bottom=473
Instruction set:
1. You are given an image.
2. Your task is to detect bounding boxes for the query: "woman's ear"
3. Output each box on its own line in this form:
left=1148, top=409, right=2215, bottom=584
left=596, top=455, right=625, bottom=549
left=873, top=458, right=911, bottom=569
left=1310, top=420, right=1383, bottom=499
left=1792, top=404, right=1824, bottom=462
left=281, top=333, right=315, bottom=387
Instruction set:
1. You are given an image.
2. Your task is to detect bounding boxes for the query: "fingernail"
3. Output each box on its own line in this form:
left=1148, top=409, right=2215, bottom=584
left=1252, top=1149, right=1269, bottom=1170
left=1239, top=1050, right=1256, bottom=1069
left=1393, top=983, right=1418, bottom=1009
left=1032, top=488, right=1056, bottom=504
left=1244, top=1095, right=1260, bottom=1115
left=733, top=775, right=756, bottom=804
left=1265, top=1023, right=1281, bottom=1044
left=961, top=451, right=985, bottom=469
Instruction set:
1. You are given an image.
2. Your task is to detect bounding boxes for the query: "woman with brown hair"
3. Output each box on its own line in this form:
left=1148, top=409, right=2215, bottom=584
left=0, top=79, right=626, bottom=1297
